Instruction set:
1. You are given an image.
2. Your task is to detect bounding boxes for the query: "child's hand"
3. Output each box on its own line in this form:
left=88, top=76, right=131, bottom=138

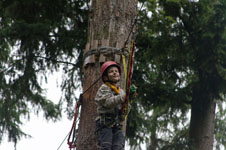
left=130, top=84, right=137, bottom=97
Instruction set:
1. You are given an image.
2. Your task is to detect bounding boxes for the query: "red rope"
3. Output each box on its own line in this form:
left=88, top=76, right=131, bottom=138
left=121, top=41, right=135, bottom=113
left=67, top=102, right=80, bottom=150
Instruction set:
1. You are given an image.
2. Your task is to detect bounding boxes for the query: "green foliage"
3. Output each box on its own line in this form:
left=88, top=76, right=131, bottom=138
left=126, top=100, right=149, bottom=148
left=126, top=0, right=226, bottom=148
left=215, top=102, right=226, bottom=149
left=2, top=0, right=226, bottom=148
left=0, top=0, right=89, bottom=145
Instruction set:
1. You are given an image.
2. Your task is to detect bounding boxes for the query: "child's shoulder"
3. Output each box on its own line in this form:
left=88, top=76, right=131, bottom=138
left=96, top=84, right=112, bottom=98
left=98, top=83, right=111, bottom=91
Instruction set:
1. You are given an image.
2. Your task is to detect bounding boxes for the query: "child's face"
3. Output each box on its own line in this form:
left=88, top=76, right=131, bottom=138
left=107, top=66, right=120, bottom=83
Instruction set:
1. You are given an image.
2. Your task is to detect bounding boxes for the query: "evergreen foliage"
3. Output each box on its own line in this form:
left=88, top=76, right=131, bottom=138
left=0, top=0, right=89, bottom=145
left=126, top=0, right=226, bottom=149
left=2, top=0, right=226, bottom=149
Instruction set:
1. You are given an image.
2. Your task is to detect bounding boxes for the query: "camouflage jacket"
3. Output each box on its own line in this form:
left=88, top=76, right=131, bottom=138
left=95, top=83, right=125, bottom=120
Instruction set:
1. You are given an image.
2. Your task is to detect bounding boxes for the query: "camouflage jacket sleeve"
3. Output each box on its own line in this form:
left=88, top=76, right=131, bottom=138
left=95, top=84, right=126, bottom=109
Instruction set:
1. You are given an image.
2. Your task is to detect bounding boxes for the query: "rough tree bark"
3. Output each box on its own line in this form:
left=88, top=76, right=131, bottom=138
left=189, top=94, right=216, bottom=150
left=77, top=0, right=137, bottom=150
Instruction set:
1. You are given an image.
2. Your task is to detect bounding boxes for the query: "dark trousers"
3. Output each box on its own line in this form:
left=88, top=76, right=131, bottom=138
left=96, top=121, right=125, bottom=150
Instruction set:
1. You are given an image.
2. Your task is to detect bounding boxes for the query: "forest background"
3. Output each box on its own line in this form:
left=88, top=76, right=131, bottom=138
left=1, top=0, right=226, bottom=150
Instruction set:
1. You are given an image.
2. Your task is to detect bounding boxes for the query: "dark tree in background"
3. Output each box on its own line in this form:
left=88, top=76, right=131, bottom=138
left=2, top=0, right=226, bottom=150
left=132, top=0, right=226, bottom=149
left=0, top=0, right=89, bottom=145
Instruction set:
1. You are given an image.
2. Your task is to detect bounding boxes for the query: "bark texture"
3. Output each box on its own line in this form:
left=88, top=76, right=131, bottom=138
left=189, top=97, right=216, bottom=150
left=77, top=0, right=138, bottom=150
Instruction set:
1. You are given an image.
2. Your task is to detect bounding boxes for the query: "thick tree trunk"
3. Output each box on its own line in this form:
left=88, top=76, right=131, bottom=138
left=77, top=0, right=137, bottom=150
left=189, top=97, right=216, bottom=150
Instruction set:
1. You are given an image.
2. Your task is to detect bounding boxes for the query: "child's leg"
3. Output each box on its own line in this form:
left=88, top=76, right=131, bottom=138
left=112, top=126, right=125, bottom=150
left=96, top=121, right=113, bottom=150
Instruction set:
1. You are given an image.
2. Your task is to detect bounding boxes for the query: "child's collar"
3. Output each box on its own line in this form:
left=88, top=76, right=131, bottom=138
left=103, top=78, right=119, bottom=85
left=105, top=82, right=120, bottom=94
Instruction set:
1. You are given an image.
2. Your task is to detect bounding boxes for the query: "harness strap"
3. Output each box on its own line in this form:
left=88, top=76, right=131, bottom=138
left=98, top=113, right=123, bottom=129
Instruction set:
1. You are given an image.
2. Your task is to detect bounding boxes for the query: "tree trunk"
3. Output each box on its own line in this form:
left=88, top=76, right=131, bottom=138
left=189, top=96, right=216, bottom=150
left=77, top=0, right=137, bottom=150
left=147, top=109, right=158, bottom=150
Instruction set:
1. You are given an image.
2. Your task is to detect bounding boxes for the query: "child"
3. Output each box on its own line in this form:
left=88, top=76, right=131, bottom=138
left=95, top=61, right=126, bottom=150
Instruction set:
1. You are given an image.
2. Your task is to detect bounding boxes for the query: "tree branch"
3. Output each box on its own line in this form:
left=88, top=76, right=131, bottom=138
left=34, top=55, right=77, bottom=66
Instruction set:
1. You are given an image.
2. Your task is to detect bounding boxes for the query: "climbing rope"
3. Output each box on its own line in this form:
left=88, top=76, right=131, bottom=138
left=121, top=41, right=135, bottom=120
left=120, top=1, right=145, bottom=120
left=66, top=76, right=101, bottom=150
left=67, top=95, right=82, bottom=150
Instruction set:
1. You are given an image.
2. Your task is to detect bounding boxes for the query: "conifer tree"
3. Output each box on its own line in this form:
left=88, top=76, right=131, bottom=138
left=132, top=0, right=226, bottom=149
left=0, top=0, right=89, bottom=145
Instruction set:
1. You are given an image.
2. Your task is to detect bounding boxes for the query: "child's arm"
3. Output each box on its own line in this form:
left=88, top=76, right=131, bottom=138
left=103, top=89, right=125, bottom=108
left=95, top=85, right=125, bottom=108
